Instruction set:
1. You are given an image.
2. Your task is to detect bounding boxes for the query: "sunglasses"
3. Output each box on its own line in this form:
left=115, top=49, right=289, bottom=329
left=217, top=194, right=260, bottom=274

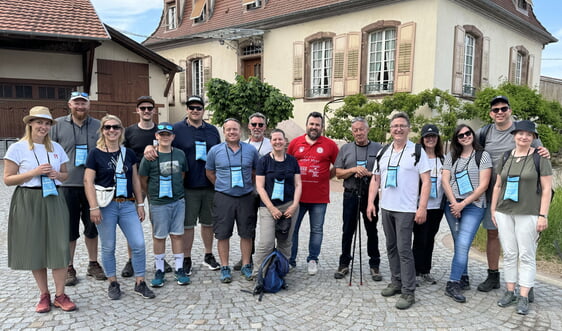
left=157, top=124, right=173, bottom=131
left=102, top=125, right=122, bottom=131
left=250, top=122, right=265, bottom=128
left=491, top=106, right=509, bottom=113
left=139, top=106, right=154, bottom=111
left=188, top=105, right=203, bottom=111
left=457, top=131, right=473, bottom=139
left=71, top=91, right=89, bottom=98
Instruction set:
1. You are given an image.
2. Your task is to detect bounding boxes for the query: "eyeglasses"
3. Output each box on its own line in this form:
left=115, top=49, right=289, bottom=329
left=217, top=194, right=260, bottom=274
left=390, top=124, right=409, bottom=129
left=71, top=91, right=89, bottom=98
left=139, top=106, right=154, bottom=111
left=250, top=122, right=265, bottom=128
left=102, top=125, right=122, bottom=131
left=457, top=131, right=473, bottom=139
left=491, top=106, right=509, bottom=113
left=157, top=124, right=173, bottom=131
left=188, top=105, right=203, bottom=111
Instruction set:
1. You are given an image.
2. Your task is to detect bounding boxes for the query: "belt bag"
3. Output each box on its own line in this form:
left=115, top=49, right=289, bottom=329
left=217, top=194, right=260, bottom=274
left=95, top=185, right=115, bottom=207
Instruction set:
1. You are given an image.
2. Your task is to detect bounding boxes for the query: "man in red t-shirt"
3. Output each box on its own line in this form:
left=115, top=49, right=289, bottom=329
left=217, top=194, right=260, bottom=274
left=287, top=112, right=338, bottom=275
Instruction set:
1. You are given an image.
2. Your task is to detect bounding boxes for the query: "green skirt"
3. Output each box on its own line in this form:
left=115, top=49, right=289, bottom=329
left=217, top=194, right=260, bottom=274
left=8, top=186, right=70, bottom=270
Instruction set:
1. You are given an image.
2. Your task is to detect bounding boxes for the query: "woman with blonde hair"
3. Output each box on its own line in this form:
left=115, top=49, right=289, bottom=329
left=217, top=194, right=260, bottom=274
left=84, top=115, right=154, bottom=300
left=4, top=106, right=76, bottom=313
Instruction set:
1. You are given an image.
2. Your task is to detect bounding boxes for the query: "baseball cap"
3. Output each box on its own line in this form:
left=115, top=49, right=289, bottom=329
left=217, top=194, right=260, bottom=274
left=490, top=95, right=510, bottom=107
left=69, top=91, right=89, bottom=102
left=137, top=96, right=155, bottom=107
left=187, top=95, right=204, bottom=107
left=421, top=124, right=439, bottom=137
left=156, top=122, right=174, bottom=134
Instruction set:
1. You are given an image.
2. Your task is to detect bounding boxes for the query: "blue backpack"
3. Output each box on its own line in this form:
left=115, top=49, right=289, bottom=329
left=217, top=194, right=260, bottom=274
left=253, top=249, right=289, bottom=301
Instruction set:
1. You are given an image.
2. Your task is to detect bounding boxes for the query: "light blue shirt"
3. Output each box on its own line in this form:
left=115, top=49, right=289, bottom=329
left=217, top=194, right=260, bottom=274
left=206, top=142, right=259, bottom=196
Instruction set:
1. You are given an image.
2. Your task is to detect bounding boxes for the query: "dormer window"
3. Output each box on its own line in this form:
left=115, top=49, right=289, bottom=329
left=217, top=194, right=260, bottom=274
left=517, top=0, right=527, bottom=10
left=191, top=0, right=208, bottom=23
left=514, top=0, right=529, bottom=15
left=166, top=4, right=177, bottom=30
left=243, top=0, right=262, bottom=10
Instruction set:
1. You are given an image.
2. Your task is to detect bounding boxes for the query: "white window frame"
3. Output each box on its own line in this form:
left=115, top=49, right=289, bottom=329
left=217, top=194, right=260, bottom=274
left=366, top=28, right=396, bottom=94
left=191, top=59, right=204, bottom=96
left=463, top=34, right=475, bottom=96
left=515, top=52, right=523, bottom=85
left=310, top=39, right=332, bottom=97
left=167, top=5, right=177, bottom=30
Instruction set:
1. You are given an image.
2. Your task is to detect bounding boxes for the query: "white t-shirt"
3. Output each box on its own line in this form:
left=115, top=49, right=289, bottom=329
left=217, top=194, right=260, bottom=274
left=373, top=141, right=431, bottom=213
left=5, top=140, right=69, bottom=187
left=245, top=137, right=272, bottom=157
left=427, top=157, right=444, bottom=210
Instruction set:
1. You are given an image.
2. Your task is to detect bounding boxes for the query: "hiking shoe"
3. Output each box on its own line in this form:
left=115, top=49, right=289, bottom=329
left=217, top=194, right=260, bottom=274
left=151, top=269, right=165, bottom=287
left=334, top=265, right=349, bottom=279
left=108, top=281, right=121, bottom=300
left=395, top=293, right=415, bottom=310
left=183, top=257, right=193, bottom=276
left=121, top=259, right=134, bottom=278
left=87, top=261, right=107, bottom=280
left=517, top=296, right=530, bottom=315
left=220, top=266, right=232, bottom=283
left=445, top=281, right=466, bottom=303
left=307, top=260, right=318, bottom=275
left=53, top=294, right=76, bottom=312
left=241, top=264, right=253, bottom=281
left=175, top=268, right=191, bottom=285
left=164, top=259, right=173, bottom=273
left=370, top=268, right=383, bottom=281
left=497, top=290, right=517, bottom=307
left=36, top=293, right=51, bottom=313
left=65, top=265, right=78, bottom=286
left=134, top=281, right=156, bottom=299
left=477, top=269, right=500, bottom=292
left=233, top=259, right=243, bottom=271
left=203, top=253, right=220, bottom=270
left=421, top=273, right=437, bottom=285
left=460, top=275, right=470, bottom=291
left=381, top=283, right=402, bottom=297
left=528, top=287, right=535, bottom=303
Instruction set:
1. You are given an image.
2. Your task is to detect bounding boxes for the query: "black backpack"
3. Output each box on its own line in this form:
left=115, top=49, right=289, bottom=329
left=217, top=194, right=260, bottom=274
left=501, top=149, right=555, bottom=201
left=375, top=143, right=422, bottom=172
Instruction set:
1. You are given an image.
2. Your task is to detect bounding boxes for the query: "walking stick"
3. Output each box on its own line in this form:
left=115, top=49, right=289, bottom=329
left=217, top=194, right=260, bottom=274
left=349, top=177, right=364, bottom=286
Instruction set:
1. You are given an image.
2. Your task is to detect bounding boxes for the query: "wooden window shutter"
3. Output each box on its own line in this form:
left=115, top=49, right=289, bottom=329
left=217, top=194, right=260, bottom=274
left=345, top=32, right=361, bottom=95
left=332, top=34, right=347, bottom=97
left=395, top=22, right=416, bottom=93
left=527, top=54, right=534, bottom=87
left=481, top=37, right=490, bottom=88
left=293, top=41, right=304, bottom=99
left=509, top=47, right=517, bottom=83
left=203, top=56, right=212, bottom=97
left=179, top=59, right=187, bottom=103
left=451, top=25, right=465, bottom=95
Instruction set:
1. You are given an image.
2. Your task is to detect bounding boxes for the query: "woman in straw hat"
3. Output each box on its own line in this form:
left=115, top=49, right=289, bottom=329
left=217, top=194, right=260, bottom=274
left=3, top=106, right=76, bottom=313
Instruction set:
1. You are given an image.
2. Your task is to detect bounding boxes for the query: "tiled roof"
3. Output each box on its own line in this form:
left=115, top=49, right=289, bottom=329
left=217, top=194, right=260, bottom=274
left=0, top=0, right=109, bottom=40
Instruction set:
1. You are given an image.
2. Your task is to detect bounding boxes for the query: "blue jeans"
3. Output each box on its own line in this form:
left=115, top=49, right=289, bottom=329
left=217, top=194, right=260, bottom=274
left=444, top=202, right=484, bottom=281
left=290, top=203, right=327, bottom=265
left=97, top=200, right=146, bottom=278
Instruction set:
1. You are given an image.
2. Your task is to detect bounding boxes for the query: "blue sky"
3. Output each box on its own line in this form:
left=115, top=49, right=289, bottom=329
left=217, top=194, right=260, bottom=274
left=91, top=0, right=562, bottom=79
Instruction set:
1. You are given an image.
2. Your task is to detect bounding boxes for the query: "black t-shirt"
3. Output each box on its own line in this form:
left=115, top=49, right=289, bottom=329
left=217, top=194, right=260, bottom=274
left=256, top=153, right=300, bottom=207
left=124, top=124, right=158, bottom=163
left=86, top=147, right=137, bottom=198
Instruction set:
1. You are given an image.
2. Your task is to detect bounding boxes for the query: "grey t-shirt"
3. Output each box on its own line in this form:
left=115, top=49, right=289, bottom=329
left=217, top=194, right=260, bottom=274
left=334, top=141, right=382, bottom=191
left=244, top=137, right=272, bottom=157
left=443, top=150, right=493, bottom=208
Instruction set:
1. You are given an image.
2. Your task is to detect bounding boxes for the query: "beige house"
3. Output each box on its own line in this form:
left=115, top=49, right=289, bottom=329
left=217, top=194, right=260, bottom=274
left=144, top=0, right=556, bottom=129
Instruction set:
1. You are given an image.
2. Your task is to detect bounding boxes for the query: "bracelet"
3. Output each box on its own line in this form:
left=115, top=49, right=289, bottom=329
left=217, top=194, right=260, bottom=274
left=89, top=206, right=99, bottom=211
left=137, top=203, right=145, bottom=207
left=538, top=214, right=547, bottom=219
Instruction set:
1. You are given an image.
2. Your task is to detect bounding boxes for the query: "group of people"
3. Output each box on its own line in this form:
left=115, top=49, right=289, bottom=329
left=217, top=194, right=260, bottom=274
left=4, top=94, right=552, bottom=316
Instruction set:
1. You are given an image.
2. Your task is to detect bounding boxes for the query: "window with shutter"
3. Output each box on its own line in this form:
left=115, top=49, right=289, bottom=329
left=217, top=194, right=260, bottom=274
left=451, top=25, right=483, bottom=98
left=293, top=41, right=304, bottom=99
left=508, top=45, right=529, bottom=86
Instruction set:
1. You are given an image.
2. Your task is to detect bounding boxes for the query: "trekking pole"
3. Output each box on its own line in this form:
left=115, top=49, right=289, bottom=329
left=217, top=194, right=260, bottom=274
left=349, top=177, right=364, bottom=286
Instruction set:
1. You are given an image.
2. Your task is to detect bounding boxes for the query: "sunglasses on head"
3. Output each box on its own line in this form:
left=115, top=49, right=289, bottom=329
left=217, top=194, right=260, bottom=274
left=188, top=105, right=203, bottom=111
left=102, top=124, right=122, bottom=131
left=139, top=106, right=154, bottom=111
left=491, top=106, right=509, bottom=113
left=457, top=131, right=473, bottom=139
left=71, top=91, right=89, bottom=98
left=157, top=124, right=173, bottom=131
left=250, top=122, right=265, bottom=128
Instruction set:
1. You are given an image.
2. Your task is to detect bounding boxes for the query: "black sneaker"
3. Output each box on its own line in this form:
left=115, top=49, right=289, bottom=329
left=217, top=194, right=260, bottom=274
left=203, top=253, right=220, bottom=270
left=445, top=281, right=466, bottom=303
left=233, top=259, right=243, bottom=271
left=134, top=281, right=156, bottom=299
left=164, top=259, right=173, bottom=273
left=334, top=265, right=349, bottom=279
left=121, top=259, right=134, bottom=278
left=108, top=281, right=121, bottom=300
left=183, top=257, right=193, bottom=276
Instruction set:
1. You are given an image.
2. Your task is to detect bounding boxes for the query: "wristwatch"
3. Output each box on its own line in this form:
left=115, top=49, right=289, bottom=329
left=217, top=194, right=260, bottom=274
left=538, top=214, right=547, bottom=219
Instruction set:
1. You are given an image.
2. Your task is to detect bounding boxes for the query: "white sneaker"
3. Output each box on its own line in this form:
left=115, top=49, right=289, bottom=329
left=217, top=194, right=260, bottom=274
left=307, top=260, right=318, bottom=275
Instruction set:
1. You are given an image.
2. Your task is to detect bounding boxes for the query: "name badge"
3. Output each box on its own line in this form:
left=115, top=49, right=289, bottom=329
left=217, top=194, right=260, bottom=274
left=503, top=176, right=520, bottom=202
left=272, top=178, right=285, bottom=201
left=230, top=166, right=244, bottom=188
left=430, top=176, right=438, bottom=199
left=195, top=141, right=207, bottom=161
left=115, top=172, right=128, bottom=197
left=356, top=160, right=367, bottom=168
left=75, top=144, right=87, bottom=167
left=41, top=176, right=58, bottom=197
left=159, top=175, right=173, bottom=198
left=385, top=165, right=399, bottom=188
left=455, top=170, right=474, bottom=195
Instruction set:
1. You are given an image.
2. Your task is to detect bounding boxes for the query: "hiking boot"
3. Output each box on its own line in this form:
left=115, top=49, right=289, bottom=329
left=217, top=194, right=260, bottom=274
left=233, top=259, right=243, bottom=271
left=381, top=283, right=402, bottom=297
left=334, top=265, right=349, bottom=279
left=36, top=293, right=51, bottom=313
left=65, top=265, right=78, bottom=286
left=220, top=266, right=232, bottom=283
left=175, top=268, right=191, bottom=285
left=395, top=293, right=415, bottom=310
left=370, top=268, right=383, bottom=281
left=108, top=281, right=121, bottom=300
left=477, top=269, right=500, bottom=292
left=134, top=281, right=156, bottom=299
left=445, top=281, right=466, bottom=303
left=420, top=273, right=437, bottom=285
left=528, top=287, right=535, bottom=303
left=151, top=269, right=165, bottom=288
left=307, top=260, right=318, bottom=275
left=121, top=259, right=134, bottom=278
left=183, top=257, right=193, bottom=276
left=53, top=294, right=76, bottom=312
left=164, top=259, right=173, bottom=273
left=460, top=275, right=470, bottom=291
left=203, top=253, right=221, bottom=270
left=497, top=290, right=517, bottom=307
left=87, top=261, right=107, bottom=280
left=517, top=296, right=530, bottom=315
left=241, top=264, right=253, bottom=281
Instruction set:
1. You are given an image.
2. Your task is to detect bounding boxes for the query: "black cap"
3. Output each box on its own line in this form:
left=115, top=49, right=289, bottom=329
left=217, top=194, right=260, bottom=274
left=421, top=124, right=439, bottom=137
left=511, top=120, right=538, bottom=138
left=490, top=95, right=510, bottom=107
left=137, top=96, right=155, bottom=107
left=156, top=122, right=174, bottom=134
left=187, top=95, right=204, bottom=107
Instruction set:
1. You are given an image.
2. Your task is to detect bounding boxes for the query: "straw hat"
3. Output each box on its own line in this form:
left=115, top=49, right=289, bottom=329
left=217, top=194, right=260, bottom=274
left=22, top=106, right=56, bottom=124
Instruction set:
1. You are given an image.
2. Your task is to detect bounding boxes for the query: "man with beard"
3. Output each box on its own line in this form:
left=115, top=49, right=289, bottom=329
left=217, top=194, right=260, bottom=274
left=287, top=112, right=339, bottom=275
left=51, top=92, right=105, bottom=286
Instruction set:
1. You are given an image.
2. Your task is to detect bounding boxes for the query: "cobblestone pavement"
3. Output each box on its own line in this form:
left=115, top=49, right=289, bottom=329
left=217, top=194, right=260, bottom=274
left=1, top=162, right=561, bottom=330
